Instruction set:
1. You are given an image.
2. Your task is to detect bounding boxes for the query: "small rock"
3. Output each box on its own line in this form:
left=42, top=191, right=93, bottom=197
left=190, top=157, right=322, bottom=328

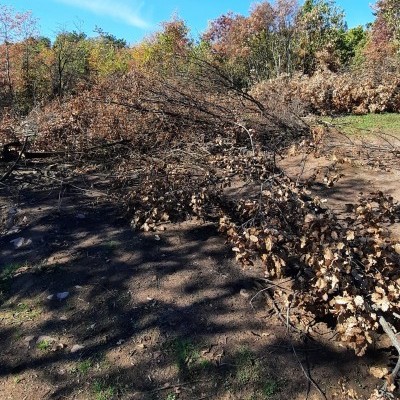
left=240, top=289, right=250, bottom=298
left=75, top=285, right=83, bottom=289
left=71, top=344, right=85, bottom=353
left=10, top=237, right=32, bottom=249
left=75, top=213, right=86, bottom=219
left=36, top=335, right=56, bottom=344
left=7, top=227, right=21, bottom=235
left=154, top=235, right=161, bottom=241
left=59, top=315, right=68, bottom=321
left=24, top=336, right=36, bottom=349
left=24, top=335, right=35, bottom=342
left=47, top=295, right=54, bottom=300
left=116, top=339, right=125, bottom=345
left=56, top=292, right=70, bottom=300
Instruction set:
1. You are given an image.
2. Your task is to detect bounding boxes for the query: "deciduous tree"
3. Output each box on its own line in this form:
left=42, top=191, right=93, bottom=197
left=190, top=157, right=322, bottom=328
left=52, top=31, right=89, bottom=96
left=0, top=5, right=37, bottom=107
left=296, top=0, right=346, bottom=73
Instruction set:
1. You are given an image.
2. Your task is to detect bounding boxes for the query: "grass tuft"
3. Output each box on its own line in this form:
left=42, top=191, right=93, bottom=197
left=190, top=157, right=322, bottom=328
left=37, top=340, right=51, bottom=351
left=93, top=379, right=116, bottom=400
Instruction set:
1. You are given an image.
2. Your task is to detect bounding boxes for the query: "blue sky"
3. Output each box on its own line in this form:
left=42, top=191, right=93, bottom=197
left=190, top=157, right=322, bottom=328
left=5, top=0, right=375, bottom=44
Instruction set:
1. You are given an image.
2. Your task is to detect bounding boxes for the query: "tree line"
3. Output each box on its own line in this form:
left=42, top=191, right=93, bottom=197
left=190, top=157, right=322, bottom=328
left=0, top=0, right=399, bottom=115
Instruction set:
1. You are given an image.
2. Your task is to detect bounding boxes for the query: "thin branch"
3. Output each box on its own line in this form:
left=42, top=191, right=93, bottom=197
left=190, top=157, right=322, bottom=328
left=379, top=316, right=400, bottom=385
left=234, top=122, right=255, bottom=157
left=0, top=136, right=28, bottom=182
left=149, top=379, right=212, bottom=393
left=290, top=342, right=327, bottom=400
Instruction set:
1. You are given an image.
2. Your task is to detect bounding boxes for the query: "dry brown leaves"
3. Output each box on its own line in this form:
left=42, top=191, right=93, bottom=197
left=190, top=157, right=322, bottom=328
left=6, top=61, right=400, bottom=359
left=219, top=160, right=400, bottom=355
left=251, top=63, right=400, bottom=115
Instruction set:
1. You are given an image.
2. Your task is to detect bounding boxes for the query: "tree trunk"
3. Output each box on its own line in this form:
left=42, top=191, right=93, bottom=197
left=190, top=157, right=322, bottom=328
left=4, top=42, right=13, bottom=100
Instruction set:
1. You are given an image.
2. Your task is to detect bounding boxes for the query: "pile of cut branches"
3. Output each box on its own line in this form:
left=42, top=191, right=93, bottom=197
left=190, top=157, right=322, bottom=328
left=252, top=61, right=400, bottom=116
left=2, top=61, right=400, bottom=386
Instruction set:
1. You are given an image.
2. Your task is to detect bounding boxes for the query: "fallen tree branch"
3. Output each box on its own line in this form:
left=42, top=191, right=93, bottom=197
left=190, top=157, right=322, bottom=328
left=379, top=316, right=400, bottom=386
left=1, top=139, right=132, bottom=162
left=0, top=136, right=28, bottom=182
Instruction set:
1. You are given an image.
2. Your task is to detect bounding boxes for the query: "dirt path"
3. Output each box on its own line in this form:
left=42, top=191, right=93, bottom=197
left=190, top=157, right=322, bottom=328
left=0, top=176, right=388, bottom=400
left=279, top=135, right=400, bottom=240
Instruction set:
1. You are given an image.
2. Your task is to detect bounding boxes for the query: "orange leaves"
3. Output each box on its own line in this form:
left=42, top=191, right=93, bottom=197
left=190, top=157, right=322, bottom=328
left=252, top=66, right=400, bottom=116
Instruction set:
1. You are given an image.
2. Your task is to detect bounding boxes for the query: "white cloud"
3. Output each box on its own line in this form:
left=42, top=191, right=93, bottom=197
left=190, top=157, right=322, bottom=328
left=56, top=0, right=150, bottom=29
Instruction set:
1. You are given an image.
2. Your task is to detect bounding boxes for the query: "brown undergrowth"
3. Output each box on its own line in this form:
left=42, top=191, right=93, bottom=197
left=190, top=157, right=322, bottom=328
left=1, top=60, right=400, bottom=398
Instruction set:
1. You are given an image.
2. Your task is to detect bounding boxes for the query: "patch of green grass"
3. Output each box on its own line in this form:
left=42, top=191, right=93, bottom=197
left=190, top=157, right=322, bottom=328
left=164, top=338, right=215, bottom=379
left=0, top=302, right=42, bottom=325
left=108, top=240, right=120, bottom=248
left=168, top=338, right=200, bottom=373
left=235, top=348, right=261, bottom=386
left=76, top=359, right=93, bottom=374
left=0, top=263, right=24, bottom=299
left=37, top=340, right=51, bottom=351
left=33, top=260, right=63, bottom=274
left=93, top=379, right=116, bottom=400
left=104, top=241, right=121, bottom=253
left=231, top=348, right=281, bottom=399
left=323, top=113, right=400, bottom=136
left=165, top=394, right=178, bottom=400
left=1, top=263, right=22, bottom=280
left=16, top=302, right=29, bottom=312
left=197, top=357, right=213, bottom=370
left=16, top=302, right=41, bottom=319
left=175, top=339, right=200, bottom=365
left=262, top=379, right=280, bottom=398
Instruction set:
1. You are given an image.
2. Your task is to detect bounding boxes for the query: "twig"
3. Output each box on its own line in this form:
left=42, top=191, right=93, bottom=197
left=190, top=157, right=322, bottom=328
left=291, top=342, right=327, bottom=400
left=287, top=299, right=292, bottom=333
left=295, top=145, right=314, bottom=186
left=234, top=122, right=255, bottom=157
left=45, top=176, right=111, bottom=198
left=379, top=315, right=400, bottom=385
left=250, top=285, right=274, bottom=309
left=264, top=290, right=302, bottom=334
left=150, top=379, right=211, bottom=393
left=261, top=277, right=293, bottom=291
left=57, top=180, right=65, bottom=212
left=250, top=278, right=293, bottom=309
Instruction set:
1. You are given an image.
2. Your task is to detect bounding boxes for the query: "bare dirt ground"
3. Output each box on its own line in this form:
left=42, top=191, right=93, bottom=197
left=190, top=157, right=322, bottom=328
left=278, top=129, right=400, bottom=239
left=1, top=129, right=399, bottom=400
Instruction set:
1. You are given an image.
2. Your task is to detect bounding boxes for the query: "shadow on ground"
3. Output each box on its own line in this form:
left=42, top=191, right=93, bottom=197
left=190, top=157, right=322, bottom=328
left=0, top=182, right=387, bottom=400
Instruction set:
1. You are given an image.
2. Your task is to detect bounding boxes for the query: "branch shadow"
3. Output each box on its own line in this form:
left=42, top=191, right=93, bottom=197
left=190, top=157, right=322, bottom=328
left=0, top=182, right=390, bottom=399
